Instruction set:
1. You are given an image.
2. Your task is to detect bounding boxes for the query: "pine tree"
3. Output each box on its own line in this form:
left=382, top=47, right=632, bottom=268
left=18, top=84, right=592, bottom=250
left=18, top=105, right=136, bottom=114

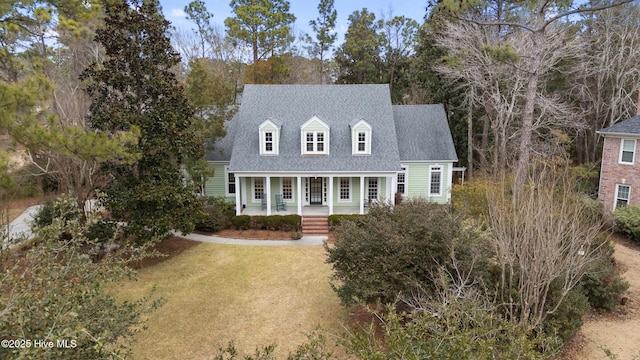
left=309, top=0, right=337, bottom=84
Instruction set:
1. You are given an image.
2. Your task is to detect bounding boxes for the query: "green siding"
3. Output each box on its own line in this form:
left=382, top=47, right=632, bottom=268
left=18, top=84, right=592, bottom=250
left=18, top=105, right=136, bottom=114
left=204, top=163, right=231, bottom=199
left=405, top=163, right=451, bottom=203
left=302, top=118, right=329, bottom=132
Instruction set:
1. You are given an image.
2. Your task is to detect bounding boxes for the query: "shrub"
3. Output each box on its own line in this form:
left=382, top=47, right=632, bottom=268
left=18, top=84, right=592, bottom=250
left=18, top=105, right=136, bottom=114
left=581, top=255, right=629, bottom=313
left=195, top=197, right=235, bottom=232
left=613, top=206, right=640, bottom=244
left=85, top=220, right=117, bottom=245
left=325, top=200, right=486, bottom=305
left=543, top=285, right=591, bottom=342
left=451, top=178, right=495, bottom=218
left=251, top=215, right=301, bottom=231
left=327, top=214, right=366, bottom=229
left=31, top=194, right=82, bottom=233
left=231, top=215, right=251, bottom=230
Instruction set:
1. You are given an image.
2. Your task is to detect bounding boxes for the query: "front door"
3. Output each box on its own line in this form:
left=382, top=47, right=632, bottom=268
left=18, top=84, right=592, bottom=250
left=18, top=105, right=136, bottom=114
left=309, top=177, right=323, bottom=205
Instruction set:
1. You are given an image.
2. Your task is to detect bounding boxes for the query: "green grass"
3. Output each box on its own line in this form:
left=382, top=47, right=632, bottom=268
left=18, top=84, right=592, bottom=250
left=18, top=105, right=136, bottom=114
left=115, top=243, right=347, bottom=359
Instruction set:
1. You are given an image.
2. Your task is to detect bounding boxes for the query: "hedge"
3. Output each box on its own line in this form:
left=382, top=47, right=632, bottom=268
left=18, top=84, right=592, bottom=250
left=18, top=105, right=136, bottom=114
left=613, top=205, right=640, bottom=244
left=327, top=214, right=367, bottom=229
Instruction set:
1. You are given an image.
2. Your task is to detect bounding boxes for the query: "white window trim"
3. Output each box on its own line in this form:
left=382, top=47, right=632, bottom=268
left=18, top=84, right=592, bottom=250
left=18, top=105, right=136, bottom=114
left=338, top=177, right=352, bottom=202
left=224, top=165, right=235, bottom=197
left=280, top=177, right=295, bottom=203
left=252, top=177, right=265, bottom=202
left=367, top=177, right=379, bottom=201
left=263, top=131, right=275, bottom=154
left=397, top=165, right=408, bottom=197
left=302, top=130, right=329, bottom=155
left=429, top=165, right=443, bottom=197
left=259, top=120, right=279, bottom=156
left=619, top=139, right=636, bottom=165
left=614, top=184, right=631, bottom=211
left=351, top=120, right=372, bottom=155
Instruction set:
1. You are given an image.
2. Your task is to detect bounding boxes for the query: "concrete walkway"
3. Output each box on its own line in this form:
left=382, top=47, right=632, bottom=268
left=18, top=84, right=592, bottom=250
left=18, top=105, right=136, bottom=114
left=180, top=232, right=327, bottom=246
left=3, top=205, right=41, bottom=247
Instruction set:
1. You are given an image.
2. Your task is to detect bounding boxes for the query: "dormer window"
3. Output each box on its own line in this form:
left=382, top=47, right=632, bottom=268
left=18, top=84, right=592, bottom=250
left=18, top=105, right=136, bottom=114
left=301, top=116, right=330, bottom=155
left=265, top=132, right=274, bottom=152
left=259, top=119, right=280, bottom=155
left=351, top=119, right=372, bottom=155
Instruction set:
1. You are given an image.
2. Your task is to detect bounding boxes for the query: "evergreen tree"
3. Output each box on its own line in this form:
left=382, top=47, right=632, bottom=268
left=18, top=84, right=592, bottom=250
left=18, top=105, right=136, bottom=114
left=309, top=0, right=337, bottom=84
left=82, top=0, right=206, bottom=242
left=335, top=9, right=385, bottom=84
left=225, top=0, right=296, bottom=64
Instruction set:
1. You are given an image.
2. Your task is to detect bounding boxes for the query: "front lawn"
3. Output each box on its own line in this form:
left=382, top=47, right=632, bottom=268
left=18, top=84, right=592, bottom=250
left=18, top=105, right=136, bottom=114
left=115, top=240, right=346, bottom=359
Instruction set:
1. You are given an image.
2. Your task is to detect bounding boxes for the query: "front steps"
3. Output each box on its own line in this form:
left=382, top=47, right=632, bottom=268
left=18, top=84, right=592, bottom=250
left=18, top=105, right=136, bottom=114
left=302, top=215, right=329, bottom=236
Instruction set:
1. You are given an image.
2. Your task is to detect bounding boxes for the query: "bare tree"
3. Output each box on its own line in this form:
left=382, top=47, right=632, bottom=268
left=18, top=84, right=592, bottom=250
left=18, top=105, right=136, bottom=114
left=437, top=0, right=633, bottom=188
left=571, top=2, right=640, bottom=164
left=436, top=21, right=579, bottom=168
left=487, top=159, right=606, bottom=329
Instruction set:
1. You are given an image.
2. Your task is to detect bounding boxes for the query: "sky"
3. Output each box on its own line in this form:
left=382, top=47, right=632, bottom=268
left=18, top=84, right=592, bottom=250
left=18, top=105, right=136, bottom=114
left=159, top=0, right=429, bottom=43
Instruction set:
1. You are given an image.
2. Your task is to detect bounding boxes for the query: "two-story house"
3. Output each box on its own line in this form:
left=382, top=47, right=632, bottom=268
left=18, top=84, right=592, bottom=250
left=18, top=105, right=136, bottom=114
left=204, top=84, right=458, bottom=216
left=597, top=115, right=640, bottom=213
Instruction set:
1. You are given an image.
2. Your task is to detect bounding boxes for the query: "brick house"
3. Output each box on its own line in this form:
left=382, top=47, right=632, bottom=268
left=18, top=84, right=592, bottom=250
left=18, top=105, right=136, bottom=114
left=597, top=116, right=640, bottom=213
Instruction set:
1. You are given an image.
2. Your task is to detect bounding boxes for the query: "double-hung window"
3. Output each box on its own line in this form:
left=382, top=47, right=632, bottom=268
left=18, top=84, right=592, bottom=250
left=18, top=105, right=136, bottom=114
left=430, top=166, right=442, bottom=196
left=620, top=139, right=636, bottom=164
left=282, top=177, right=293, bottom=201
left=357, top=132, right=366, bottom=152
left=253, top=178, right=264, bottom=201
left=264, top=132, right=274, bottom=153
left=304, top=131, right=327, bottom=154
left=397, top=166, right=407, bottom=194
left=368, top=178, right=378, bottom=201
left=224, top=165, right=235, bottom=196
left=339, top=177, right=351, bottom=201
left=616, top=184, right=631, bottom=209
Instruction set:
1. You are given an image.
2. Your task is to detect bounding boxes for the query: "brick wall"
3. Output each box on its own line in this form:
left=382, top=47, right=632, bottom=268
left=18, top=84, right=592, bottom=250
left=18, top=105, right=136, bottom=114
left=598, top=136, right=640, bottom=213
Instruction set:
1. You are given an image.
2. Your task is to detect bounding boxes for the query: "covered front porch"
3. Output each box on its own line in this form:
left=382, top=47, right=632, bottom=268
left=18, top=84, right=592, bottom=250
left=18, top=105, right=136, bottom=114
left=241, top=205, right=368, bottom=216
left=231, top=173, right=397, bottom=216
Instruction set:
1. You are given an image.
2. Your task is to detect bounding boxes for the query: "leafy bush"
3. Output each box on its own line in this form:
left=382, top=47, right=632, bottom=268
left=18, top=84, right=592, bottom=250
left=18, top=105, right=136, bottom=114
left=327, top=214, right=366, bottom=229
left=325, top=200, right=486, bottom=305
left=342, top=285, right=554, bottom=360
left=85, top=220, right=117, bottom=245
left=613, top=206, right=640, bottom=244
left=543, top=284, right=591, bottom=342
left=251, top=215, right=301, bottom=231
left=195, top=197, right=235, bottom=232
left=231, top=215, right=251, bottom=230
left=31, top=194, right=82, bottom=233
left=451, top=178, right=494, bottom=218
left=581, top=255, right=629, bottom=313
left=1, top=196, right=163, bottom=359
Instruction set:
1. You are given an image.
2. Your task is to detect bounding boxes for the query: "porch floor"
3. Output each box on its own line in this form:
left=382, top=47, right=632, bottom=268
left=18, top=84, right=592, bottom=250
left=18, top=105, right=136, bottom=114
left=241, top=206, right=367, bottom=216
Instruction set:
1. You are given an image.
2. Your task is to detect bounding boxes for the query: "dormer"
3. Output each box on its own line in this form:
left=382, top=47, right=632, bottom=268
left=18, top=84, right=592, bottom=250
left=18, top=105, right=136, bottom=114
left=350, top=119, right=372, bottom=155
left=301, top=116, right=330, bottom=155
left=259, top=119, right=281, bottom=156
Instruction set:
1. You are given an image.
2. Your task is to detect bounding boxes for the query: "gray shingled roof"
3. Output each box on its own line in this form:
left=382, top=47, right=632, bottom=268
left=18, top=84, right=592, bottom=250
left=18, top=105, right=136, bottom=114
left=205, top=85, right=458, bottom=170
left=598, top=116, right=640, bottom=135
left=224, top=84, right=403, bottom=172
left=393, top=105, right=458, bottom=161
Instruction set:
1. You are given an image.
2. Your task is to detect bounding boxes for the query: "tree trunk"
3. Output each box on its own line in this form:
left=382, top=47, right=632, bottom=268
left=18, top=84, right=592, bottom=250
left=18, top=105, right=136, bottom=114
left=514, top=28, right=544, bottom=190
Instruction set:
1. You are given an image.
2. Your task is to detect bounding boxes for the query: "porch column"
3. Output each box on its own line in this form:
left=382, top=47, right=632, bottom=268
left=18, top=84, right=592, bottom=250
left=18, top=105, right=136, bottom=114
left=328, top=176, right=334, bottom=215
left=297, top=176, right=302, bottom=215
left=266, top=176, right=272, bottom=216
left=359, top=176, right=365, bottom=215
left=242, top=177, right=248, bottom=210
left=235, top=175, right=241, bottom=215
left=390, top=175, right=396, bottom=206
